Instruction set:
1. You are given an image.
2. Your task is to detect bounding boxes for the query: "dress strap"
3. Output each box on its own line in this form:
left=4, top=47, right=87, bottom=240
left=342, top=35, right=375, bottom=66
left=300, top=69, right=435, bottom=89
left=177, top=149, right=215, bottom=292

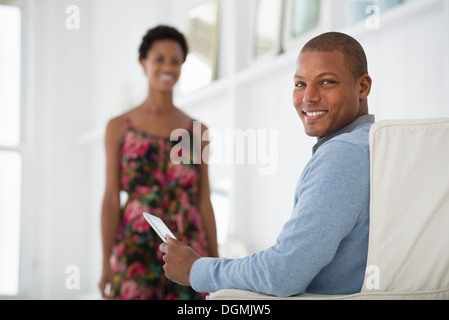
left=122, top=113, right=133, bottom=129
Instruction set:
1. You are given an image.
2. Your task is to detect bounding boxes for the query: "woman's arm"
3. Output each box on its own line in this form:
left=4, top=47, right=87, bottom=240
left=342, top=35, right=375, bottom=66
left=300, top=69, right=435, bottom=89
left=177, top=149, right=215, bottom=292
left=197, top=123, right=219, bottom=258
left=98, top=116, right=126, bottom=299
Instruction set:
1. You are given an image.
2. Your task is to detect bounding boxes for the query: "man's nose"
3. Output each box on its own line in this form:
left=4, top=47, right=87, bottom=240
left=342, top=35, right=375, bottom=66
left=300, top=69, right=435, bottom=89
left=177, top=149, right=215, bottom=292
left=303, top=83, right=320, bottom=103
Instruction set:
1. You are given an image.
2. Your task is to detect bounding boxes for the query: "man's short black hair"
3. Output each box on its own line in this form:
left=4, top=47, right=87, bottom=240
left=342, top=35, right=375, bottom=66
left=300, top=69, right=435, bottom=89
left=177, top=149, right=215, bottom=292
left=301, top=32, right=368, bottom=80
left=138, top=25, right=188, bottom=62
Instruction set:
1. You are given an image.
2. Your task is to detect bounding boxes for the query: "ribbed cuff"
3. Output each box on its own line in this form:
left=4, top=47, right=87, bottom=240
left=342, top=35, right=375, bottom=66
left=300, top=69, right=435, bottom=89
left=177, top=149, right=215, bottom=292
left=190, top=257, right=217, bottom=293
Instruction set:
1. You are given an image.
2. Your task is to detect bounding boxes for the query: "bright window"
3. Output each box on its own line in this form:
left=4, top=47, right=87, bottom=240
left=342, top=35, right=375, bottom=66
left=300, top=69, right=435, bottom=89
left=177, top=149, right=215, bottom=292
left=0, top=4, right=22, bottom=296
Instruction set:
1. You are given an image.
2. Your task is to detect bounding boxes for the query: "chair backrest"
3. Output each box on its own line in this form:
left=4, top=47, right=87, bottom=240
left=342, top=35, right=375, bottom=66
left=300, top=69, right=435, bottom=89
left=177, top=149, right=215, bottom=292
left=362, top=118, right=449, bottom=297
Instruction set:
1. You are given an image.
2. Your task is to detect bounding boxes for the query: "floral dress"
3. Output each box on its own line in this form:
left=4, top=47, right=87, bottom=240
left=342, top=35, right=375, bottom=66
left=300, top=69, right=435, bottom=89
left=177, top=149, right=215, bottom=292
left=110, top=115, right=209, bottom=300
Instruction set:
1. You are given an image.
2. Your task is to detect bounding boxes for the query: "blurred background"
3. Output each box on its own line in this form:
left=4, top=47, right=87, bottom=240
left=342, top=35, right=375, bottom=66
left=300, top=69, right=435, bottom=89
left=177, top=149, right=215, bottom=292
left=0, top=0, right=448, bottom=299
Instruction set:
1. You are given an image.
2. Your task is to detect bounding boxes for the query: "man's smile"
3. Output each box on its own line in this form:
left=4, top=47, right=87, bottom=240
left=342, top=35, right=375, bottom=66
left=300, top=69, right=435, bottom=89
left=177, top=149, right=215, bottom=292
left=303, top=110, right=329, bottom=121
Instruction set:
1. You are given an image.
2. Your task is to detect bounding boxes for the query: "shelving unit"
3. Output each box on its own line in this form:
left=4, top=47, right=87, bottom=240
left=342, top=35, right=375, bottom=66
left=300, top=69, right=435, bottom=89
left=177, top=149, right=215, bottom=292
left=77, top=0, right=444, bottom=145
left=175, top=0, right=443, bottom=111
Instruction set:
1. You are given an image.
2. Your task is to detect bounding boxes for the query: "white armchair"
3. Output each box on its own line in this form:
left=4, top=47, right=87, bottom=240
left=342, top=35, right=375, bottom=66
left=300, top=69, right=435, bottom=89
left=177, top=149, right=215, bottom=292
left=208, top=118, right=449, bottom=300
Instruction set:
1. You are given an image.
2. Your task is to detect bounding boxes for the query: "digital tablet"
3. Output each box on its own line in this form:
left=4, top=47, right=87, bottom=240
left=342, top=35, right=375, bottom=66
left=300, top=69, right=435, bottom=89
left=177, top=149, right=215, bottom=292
left=142, top=212, right=177, bottom=243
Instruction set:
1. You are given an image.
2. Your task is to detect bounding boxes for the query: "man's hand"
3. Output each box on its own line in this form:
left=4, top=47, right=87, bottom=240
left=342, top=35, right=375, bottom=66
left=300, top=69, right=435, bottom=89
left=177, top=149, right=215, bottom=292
left=159, top=235, right=201, bottom=286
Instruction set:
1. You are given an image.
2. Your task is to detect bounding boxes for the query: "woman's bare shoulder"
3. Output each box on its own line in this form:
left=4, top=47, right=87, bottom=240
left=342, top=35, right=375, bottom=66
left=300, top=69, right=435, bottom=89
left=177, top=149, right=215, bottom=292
left=106, top=115, right=125, bottom=131
left=175, top=108, right=207, bottom=129
left=105, top=110, right=134, bottom=142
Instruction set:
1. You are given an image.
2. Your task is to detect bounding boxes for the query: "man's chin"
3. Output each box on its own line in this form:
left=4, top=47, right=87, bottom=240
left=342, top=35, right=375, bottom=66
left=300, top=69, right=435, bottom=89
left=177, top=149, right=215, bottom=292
left=304, top=128, right=324, bottom=139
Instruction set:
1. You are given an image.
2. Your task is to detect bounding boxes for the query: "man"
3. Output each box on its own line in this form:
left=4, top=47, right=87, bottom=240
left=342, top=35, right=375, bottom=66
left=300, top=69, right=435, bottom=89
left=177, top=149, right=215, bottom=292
left=159, top=32, right=375, bottom=296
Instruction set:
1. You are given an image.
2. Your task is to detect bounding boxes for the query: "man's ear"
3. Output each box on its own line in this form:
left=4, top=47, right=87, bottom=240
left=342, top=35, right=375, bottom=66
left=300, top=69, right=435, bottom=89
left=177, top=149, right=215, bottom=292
left=358, top=74, right=372, bottom=100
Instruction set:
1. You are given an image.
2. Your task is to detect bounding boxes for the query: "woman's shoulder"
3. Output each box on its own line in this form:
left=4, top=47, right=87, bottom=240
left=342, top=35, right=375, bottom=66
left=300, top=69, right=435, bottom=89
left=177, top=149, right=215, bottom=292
left=176, top=108, right=208, bottom=131
left=105, top=110, right=135, bottom=142
left=108, top=106, right=141, bottom=128
left=107, top=114, right=126, bottom=131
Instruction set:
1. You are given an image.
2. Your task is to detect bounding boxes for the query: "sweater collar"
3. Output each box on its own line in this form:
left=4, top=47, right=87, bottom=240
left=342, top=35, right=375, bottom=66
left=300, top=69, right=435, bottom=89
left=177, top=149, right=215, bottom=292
left=312, top=114, right=375, bottom=154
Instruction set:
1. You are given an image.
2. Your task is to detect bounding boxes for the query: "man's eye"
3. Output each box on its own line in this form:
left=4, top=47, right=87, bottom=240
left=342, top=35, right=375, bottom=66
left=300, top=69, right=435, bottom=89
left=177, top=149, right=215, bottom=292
left=295, top=82, right=306, bottom=88
left=322, top=80, right=337, bottom=85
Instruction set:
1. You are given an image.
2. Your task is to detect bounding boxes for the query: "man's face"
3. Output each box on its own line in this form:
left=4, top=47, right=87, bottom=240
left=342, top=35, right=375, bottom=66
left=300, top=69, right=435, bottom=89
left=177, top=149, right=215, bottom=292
left=293, top=50, right=369, bottom=139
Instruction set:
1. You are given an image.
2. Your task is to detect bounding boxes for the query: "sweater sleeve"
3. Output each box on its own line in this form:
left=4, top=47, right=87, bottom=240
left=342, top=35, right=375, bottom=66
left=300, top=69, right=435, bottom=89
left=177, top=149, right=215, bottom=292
left=190, top=140, right=370, bottom=296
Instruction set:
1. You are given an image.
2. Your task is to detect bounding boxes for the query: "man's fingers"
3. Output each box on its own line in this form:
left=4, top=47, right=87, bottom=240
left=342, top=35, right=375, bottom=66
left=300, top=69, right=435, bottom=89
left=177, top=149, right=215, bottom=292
left=159, top=236, right=182, bottom=254
left=165, top=235, right=184, bottom=245
left=158, top=236, right=200, bottom=287
left=159, top=242, right=168, bottom=253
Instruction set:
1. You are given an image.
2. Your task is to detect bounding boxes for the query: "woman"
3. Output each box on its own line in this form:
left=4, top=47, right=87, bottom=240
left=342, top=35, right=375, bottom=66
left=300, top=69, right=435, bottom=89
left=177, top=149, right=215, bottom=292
left=98, top=25, right=219, bottom=300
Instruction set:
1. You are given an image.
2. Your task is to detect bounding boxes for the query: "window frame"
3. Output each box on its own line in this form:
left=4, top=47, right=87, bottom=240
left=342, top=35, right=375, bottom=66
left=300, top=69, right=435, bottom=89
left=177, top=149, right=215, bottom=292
left=0, top=0, right=27, bottom=299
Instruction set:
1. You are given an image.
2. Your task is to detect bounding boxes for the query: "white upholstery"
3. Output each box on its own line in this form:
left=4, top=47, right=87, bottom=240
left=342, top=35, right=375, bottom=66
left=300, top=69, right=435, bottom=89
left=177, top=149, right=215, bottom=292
left=208, top=118, right=449, bottom=300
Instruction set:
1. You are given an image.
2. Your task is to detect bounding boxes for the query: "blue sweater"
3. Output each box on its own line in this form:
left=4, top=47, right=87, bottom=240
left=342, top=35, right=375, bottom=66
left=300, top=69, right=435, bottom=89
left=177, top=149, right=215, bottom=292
left=190, top=116, right=374, bottom=296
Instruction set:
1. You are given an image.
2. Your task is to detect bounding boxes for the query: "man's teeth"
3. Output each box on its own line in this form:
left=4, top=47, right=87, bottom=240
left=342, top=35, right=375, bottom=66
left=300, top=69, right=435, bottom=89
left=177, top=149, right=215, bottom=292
left=306, top=111, right=327, bottom=117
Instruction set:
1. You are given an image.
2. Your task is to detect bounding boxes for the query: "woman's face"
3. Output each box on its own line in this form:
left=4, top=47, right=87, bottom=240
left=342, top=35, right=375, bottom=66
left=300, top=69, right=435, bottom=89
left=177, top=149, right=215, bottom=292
left=141, top=39, right=184, bottom=93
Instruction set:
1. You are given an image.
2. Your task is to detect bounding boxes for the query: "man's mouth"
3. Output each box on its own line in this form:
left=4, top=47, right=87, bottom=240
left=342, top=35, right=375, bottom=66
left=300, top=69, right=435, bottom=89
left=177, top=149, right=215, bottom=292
left=303, top=110, right=328, bottom=120
left=304, top=111, right=327, bottom=117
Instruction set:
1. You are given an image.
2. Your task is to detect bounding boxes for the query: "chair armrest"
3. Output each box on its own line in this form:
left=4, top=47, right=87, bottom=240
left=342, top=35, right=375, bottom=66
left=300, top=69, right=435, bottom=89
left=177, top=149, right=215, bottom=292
left=207, top=288, right=449, bottom=300
left=206, top=289, right=349, bottom=300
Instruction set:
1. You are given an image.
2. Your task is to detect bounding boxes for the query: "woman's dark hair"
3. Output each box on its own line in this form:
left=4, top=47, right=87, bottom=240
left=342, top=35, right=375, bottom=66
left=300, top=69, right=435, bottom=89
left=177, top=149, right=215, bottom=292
left=138, top=25, right=189, bottom=62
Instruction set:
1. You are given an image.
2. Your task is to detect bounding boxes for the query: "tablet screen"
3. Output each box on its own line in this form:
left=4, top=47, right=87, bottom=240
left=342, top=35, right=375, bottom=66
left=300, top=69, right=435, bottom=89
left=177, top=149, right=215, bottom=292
left=143, top=212, right=177, bottom=243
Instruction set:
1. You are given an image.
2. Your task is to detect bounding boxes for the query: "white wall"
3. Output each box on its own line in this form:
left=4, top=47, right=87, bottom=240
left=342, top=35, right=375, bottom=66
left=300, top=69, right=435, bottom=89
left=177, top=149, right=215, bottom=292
left=22, top=0, right=92, bottom=299
left=17, top=0, right=449, bottom=299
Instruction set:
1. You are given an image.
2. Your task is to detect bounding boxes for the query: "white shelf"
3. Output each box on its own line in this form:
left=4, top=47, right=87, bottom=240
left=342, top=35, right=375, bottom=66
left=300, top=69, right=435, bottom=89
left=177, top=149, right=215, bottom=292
left=176, top=0, right=445, bottom=109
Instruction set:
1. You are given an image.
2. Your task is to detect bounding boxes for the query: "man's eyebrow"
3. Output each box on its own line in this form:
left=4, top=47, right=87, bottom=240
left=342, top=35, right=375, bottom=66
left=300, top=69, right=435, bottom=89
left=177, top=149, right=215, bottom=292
left=294, top=72, right=339, bottom=80
left=316, top=72, right=339, bottom=78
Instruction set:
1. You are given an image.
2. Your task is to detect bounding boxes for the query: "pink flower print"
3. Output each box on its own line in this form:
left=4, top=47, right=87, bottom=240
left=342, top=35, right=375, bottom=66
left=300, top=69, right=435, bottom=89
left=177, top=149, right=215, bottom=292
left=153, top=168, right=166, bottom=187
left=135, top=185, right=151, bottom=198
left=122, top=132, right=150, bottom=159
left=114, top=243, right=125, bottom=256
left=123, top=200, right=141, bottom=225
left=177, top=190, right=192, bottom=212
left=120, top=280, right=153, bottom=300
left=159, top=139, right=173, bottom=154
left=164, top=293, right=177, bottom=300
left=189, top=207, right=203, bottom=227
left=151, top=207, right=164, bottom=217
left=119, top=170, right=131, bottom=190
left=176, top=212, right=185, bottom=233
left=167, top=162, right=197, bottom=188
left=123, top=200, right=149, bottom=233
left=111, top=251, right=127, bottom=273
left=126, top=261, right=146, bottom=279
left=132, top=214, right=150, bottom=233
